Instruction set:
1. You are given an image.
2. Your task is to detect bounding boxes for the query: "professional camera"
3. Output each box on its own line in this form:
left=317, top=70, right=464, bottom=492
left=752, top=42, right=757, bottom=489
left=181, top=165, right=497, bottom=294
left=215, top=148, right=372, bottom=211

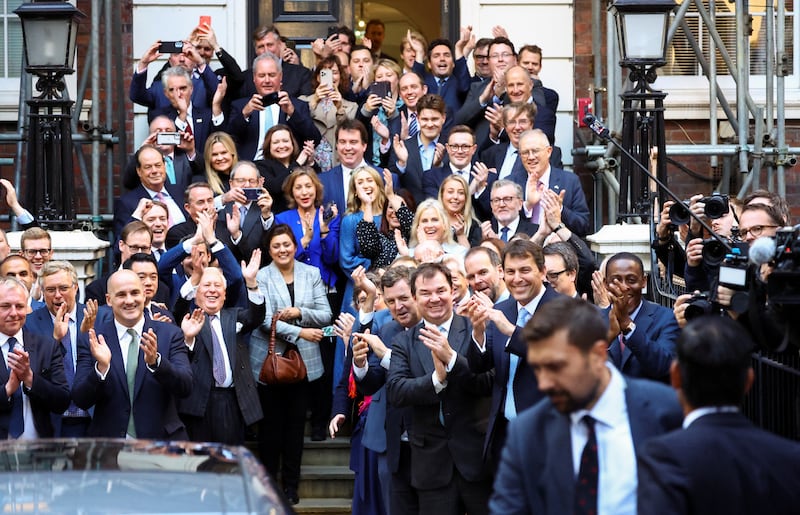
left=765, top=226, right=800, bottom=304
left=667, top=192, right=729, bottom=225
left=717, top=241, right=750, bottom=312
left=683, top=292, right=714, bottom=320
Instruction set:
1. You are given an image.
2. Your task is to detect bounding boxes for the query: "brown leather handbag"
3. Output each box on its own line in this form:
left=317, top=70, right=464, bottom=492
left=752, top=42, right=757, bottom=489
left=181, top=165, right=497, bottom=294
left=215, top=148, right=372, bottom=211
left=259, top=311, right=307, bottom=384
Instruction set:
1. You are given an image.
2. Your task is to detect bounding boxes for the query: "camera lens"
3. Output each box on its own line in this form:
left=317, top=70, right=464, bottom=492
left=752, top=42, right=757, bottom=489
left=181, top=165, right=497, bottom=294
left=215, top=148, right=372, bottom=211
left=668, top=201, right=691, bottom=225
left=704, top=196, right=729, bottom=219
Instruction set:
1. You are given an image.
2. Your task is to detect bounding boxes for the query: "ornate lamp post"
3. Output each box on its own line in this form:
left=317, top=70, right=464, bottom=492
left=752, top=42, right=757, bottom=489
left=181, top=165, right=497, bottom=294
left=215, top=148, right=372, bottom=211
left=15, top=0, right=84, bottom=230
left=610, top=0, right=675, bottom=221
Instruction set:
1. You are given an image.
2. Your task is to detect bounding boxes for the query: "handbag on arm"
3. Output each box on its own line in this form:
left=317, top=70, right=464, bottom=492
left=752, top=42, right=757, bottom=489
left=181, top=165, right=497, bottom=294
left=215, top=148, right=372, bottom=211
left=259, top=311, right=307, bottom=384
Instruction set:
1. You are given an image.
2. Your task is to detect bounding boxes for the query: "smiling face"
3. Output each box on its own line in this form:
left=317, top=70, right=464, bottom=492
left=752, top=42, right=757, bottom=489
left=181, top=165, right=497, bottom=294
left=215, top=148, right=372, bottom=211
left=210, top=142, right=234, bottom=174
left=292, top=174, right=317, bottom=210
left=106, top=270, right=145, bottom=328
left=374, top=64, right=399, bottom=94
left=491, top=184, right=523, bottom=225
left=504, top=254, right=545, bottom=305
left=268, top=129, right=295, bottom=164
left=519, top=48, right=542, bottom=78
left=418, top=108, right=445, bottom=143
left=506, top=66, right=533, bottom=103
left=441, top=178, right=466, bottom=216
left=603, top=257, right=646, bottom=315
left=400, top=41, right=417, bottom=70
left=465, top=251, right=504, bottom=302
left=141, top=204, right=168, bottom=248
left=1, top=258, right=34, bottom=292
left=130, top=260, right=159, bottom=303
left=489, top=42, right=516, bottom=75
left=518, top=131, right=553, bottom=180
left=473, top=43, right=491, bottom=77
left=253, top=57, right=282, bottom=95
left=414, top=270, right=454, bottom=326
left=418, top=207, right=446, bottom=242
left=354, top=169, right=378, bottom=203
left=336, top=128, right=367, bottom=168
left=504, top=107, right=534, bottom=149
left=428, top=44, right=455, bottom=78
left=544, top=254, right=576, bottom=297
left=399, top=73, right=427, bottom=110
left=195, top=268, right=227, bottom=315
left=136, top=147, right=167, bottom=191
left=0, top=282, right=28, bottom=336
left=268, top=233, right=297, bottom=269
left=383, top=279, right=419, bottom=328
left=446, top=131, right=477, bottom=170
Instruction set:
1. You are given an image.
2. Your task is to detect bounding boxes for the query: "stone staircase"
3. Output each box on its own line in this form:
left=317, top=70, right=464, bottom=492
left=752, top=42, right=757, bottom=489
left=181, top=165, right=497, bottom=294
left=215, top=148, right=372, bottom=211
left=294, top=436, right=354, bottom=515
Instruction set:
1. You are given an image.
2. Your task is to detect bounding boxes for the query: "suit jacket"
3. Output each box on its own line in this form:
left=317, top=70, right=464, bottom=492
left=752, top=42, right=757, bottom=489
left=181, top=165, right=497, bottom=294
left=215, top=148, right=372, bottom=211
left=0, top=330, right=70, bottom=439
left=412, top=58, right=472, bottom=113
left=122, top=149, right=201, bottom=193
left=149, top=103, right=218, bottom=163
left=227, top=97, right=321, bottom=161
left=217, top=202, right=269, bottom=264
left=130, top=64, right=218, bottom=118
left=491, top=217, right=539, bottom=239
left=466, top=287, right=561, bottom=457
left=388, top=134, right=446, bottom=201
left=177, top=301, right=265, bottom=426
left=72, top=318, right=193, bottom=439
left=637, top=412, right=800, bottom=515
left=250, top=262, right=332, bottom=382
left=507, top=166, right=591, bottom=237
left=489, top=375, right=683, bottom=515
left=275, top=208, right=341, bottom=288
left=531, top=82, right=559, bottom=145
left=84, top=272, right=170, bottom=308
left=113, top=183, right=188, bottom=240
left=237, top=62, right=313, bottom=100
left=386, top=315, right=494, bottom=490
left=605, top=300, right=680, bottom=382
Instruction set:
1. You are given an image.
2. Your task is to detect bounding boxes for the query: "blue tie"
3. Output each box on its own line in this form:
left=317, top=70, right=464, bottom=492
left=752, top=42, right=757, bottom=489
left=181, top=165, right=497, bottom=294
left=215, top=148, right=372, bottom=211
left=408, top=112, right=419, bottom=138
left=504, top=308, right=530, bottom=420
left=165, top=155, right=176, bottom=184
left=500, top=226, right=510, bottom=242
left=7, top=337, right=23, bottom=438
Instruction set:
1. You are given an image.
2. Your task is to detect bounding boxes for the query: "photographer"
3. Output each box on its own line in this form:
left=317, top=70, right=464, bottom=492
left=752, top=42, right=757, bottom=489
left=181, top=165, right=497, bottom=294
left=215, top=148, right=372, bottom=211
left=683, top=195, right=741, bottom=292
left=653, top=199, right=687, bottom=279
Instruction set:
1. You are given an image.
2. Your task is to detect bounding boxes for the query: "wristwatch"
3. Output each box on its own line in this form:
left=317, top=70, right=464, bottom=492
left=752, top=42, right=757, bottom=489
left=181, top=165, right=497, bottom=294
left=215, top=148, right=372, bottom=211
left=621, top=321, right=636, bottom=336
left=553, top=223, right=566, bottom=232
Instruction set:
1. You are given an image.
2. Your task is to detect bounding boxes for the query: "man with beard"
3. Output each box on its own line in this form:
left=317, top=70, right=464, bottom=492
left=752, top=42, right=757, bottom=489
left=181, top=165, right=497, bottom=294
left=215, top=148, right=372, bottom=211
left=464, top=246, right=508, bottom=304
left=489, top=296, right=683, bottom=515
left=604, top=252, right=680, bottom=383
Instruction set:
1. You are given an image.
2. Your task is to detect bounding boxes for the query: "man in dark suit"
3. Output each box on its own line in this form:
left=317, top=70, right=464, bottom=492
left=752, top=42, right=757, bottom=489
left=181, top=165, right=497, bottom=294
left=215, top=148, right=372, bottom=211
left=387, top=263, right=494, bottom=515
left=24, top=261, right=91, bottom=436
left=164, top=183, right=217, bottom=250
left=72, top=270, right=193, bottom=439
left=489, top=296, right=683, bottom=515
left=113, top=145, right=188, bottom=239
left=149, top=65, right=225, bottom=161
left=0, top=277, right=70, bottom=439
left=235, top=25, right=313, bottom=100
left=177, top=261, right=264, bottom=445
left=227, top=52, right=320, bottom=161
left=466, top=239, right=560, bottom=469
left=604, top=252, right=680, bottom=382
left=637, top=316, right=800, bottom=514
left=352, top=266, right=421, bottom=515
left=479, top=102, right=535, bottom=181
left=122, top=115, right=202, bottom=193
left=513, top=128, right=590, bottom=236
left=481, top=180, right=538, bottom=241
left=409, top=37, right=472, bottom=113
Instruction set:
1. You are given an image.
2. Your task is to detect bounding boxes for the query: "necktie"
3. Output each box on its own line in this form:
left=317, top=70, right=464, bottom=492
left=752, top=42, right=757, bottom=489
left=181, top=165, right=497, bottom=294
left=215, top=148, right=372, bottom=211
left=500, top=226, right=510, bottom=242
left=184, top=122, right=193, bottom=137
left=263, top=105, right=274, bottom=134
left=408, top=112, right=419, bottom=138
left=126, top=328, right=139, bottom=438
left=531, top=180, right=545, bottom=224
left=154, top=191, right=175, bottom=226
left=504, top=308, right=530, bottom=420
left=437, top=77, right=446, bottom=95
left=437, top=324, right=447, bottom=425
left=574, top=415, right=599, bottom=515
left=165, top=155, right=176, bottom=184
left=210, top=315, right=227, bottom=386
left=7, top=337, right=22, bottom=438
left=61, top=326, right=75, bottom=386
left=239, top=204, right=248, bottom=229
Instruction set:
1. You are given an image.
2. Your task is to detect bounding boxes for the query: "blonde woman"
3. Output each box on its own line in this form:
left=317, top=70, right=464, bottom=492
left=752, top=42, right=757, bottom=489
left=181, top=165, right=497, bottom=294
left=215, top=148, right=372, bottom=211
left=438, top=174, right=481, bottom=248
left=401, top=199, right=467, bottom=258
left=202, top=132, right=242, bottom=211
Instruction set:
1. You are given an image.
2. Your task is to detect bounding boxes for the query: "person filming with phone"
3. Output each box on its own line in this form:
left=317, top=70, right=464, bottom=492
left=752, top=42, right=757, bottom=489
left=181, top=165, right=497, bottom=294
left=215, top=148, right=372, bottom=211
left=227, top=52, right=320, bottom=161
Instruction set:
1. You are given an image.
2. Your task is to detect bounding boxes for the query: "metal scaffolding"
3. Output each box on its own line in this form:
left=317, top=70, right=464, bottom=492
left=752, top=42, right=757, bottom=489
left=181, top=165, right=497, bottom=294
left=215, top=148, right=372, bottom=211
left=577, top=0, right=794, bottom=231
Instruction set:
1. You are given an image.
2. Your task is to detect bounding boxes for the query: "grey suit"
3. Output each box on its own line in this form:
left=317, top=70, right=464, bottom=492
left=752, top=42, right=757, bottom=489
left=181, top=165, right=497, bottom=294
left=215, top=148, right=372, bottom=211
left=250, top=261, right=332, bottom=382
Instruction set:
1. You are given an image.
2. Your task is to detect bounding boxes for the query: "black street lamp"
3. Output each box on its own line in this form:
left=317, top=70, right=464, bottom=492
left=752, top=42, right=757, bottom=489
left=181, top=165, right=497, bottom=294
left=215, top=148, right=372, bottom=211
left=609, top=0, right=675, bottom=221
left=15, top=0, right=84, bottom=230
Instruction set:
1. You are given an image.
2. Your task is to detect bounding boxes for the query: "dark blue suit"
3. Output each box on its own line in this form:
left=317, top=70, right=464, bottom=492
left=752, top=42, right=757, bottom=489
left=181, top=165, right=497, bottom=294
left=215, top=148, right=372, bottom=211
left=113, top=183, right=188, bottom=241
left=490, top=375, right=683, bottom=515
left=129, top=64, right=219, bottom=119
left=605, top=300, right=680, bottom=382
left=467, top=287, right=561, bottom=464
left=149, top=103, right=218, bottom=163
left=637, top=412, right=800, bottom=515
left=157, top=241, right=244, bottom=308
left=71, top=318, right=193, bottom=439
left=412, top=58, right=472, bottom=112
left=508, top=166, right=591, bottom=237
left=226, top=97, right=321, bottom=161
left=275, top=209, right=341, bottom=289
left=0, top=330, right=70, bottom=439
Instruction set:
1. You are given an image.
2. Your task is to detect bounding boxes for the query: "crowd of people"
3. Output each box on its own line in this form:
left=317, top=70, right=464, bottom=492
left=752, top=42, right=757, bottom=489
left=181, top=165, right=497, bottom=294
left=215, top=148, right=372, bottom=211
left=0, top=16, right=797, bottom=515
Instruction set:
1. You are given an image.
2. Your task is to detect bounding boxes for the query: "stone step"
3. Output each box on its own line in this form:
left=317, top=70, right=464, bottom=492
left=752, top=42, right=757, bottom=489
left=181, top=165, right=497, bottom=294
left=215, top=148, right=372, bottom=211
left=302, top=436, right=351, bottom=467
left=294, top=498, right=352, bottom=515
left=298, top=465, right=355, bottom=500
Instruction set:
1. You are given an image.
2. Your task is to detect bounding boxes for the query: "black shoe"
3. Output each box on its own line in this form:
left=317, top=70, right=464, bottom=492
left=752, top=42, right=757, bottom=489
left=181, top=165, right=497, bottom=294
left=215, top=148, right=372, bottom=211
left=311, top=426, right=326, bottom=441
left=284, top=487, right=299, bottom=505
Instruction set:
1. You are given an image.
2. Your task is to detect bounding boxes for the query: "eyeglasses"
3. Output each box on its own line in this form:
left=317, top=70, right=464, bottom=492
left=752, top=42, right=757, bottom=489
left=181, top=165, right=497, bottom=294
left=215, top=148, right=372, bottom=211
left=739, top=224, right=778, bottom=239
left=44, top=285, right=75, bottom=295
left=474, top=54, right=489, bottom=61
left=490, top=52, right=514, bottom=60
left=490, top=196, right=520, bottom=206
left=519, top=147, right=548, bottom=157
left=546, top=269, right=568, bottom=282
left=124, top=245, right=151, bottom=254
left=231, top=177, right=261, bottom=186
left=23, top=248, right=51, bottom=258
left=447, top=144, right=474, bottom=152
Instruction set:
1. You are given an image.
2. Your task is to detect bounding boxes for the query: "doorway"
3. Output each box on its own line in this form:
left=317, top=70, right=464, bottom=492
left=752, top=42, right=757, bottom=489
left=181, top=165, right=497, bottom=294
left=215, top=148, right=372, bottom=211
left=353, top=0, right=443, bottom=60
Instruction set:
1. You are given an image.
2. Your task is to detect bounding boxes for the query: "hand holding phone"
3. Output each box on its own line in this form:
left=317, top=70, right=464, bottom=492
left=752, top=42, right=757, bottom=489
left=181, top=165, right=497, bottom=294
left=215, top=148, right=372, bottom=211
left=158, top=41, right=184, bottom=54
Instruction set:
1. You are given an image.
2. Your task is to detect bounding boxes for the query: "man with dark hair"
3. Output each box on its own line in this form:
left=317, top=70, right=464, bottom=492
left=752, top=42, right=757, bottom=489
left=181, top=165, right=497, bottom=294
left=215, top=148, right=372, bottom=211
left=236, top=25, right=312, bottom=99
left=471, top=38, right=494, bottom=83
left=387, top=262, right=493, bottom=514
left=346, top=45, right=375, bottom=103
left=604, top=252, right=680, bottom=382
left=407, top=36, right=473, bottom=112
left=364, top=19, right=393, bottom=61
left=480, top=102, right=536, bottom=181
left=319, top=119, right=381, bottom=212
left=464, top=246, right=508, bottom=303
left=517, top=45, right=559, bottom=146
left=543, top=242, right=579, bottom=298
left=637, top=316, right=800, bottom=514
left=466, top=238, right=559, bottom=468
left=490, top=296, right=683, bottom=515
left=123, top=253, right=174, bottom=323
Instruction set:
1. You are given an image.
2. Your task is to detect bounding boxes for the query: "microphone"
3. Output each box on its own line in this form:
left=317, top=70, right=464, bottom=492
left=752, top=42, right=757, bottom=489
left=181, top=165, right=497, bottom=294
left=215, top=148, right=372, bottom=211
left=583, top=114, right=610, bottom=140
left=749, top=236, right=776, bottom=266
